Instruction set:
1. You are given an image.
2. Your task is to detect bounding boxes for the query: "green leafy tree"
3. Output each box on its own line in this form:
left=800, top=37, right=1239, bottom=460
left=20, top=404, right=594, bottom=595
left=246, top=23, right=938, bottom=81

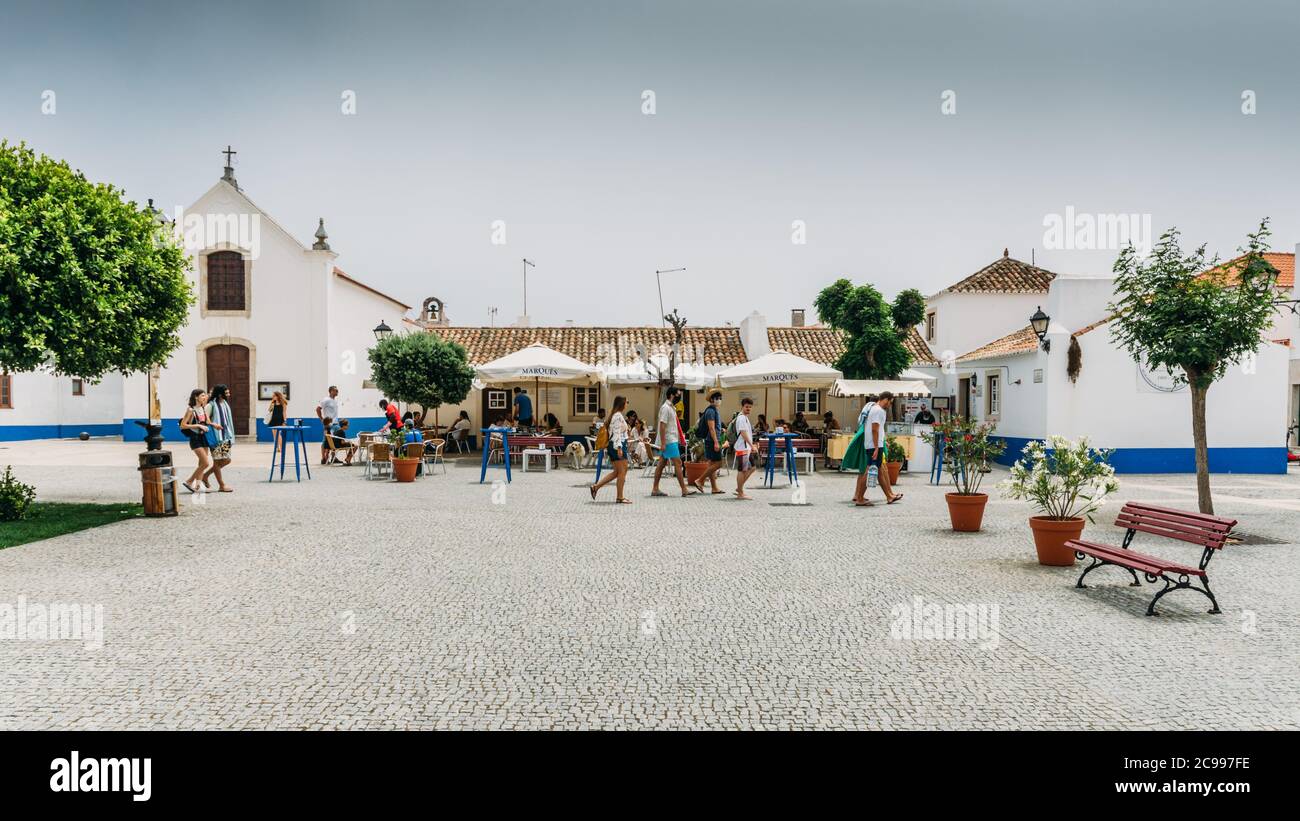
left=0, top=141, right=191, bottom=378
left=1108, top=220, right=1280, bottom=514
left=368, top=332, right=474, bottom=417
left=890, top=287, right=926, bottom=330
left=813, top=279, right=917, bottom=378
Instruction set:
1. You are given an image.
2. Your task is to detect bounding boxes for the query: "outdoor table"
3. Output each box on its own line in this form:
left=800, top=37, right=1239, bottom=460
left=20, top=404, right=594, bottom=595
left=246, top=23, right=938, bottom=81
left=761, top=432, right=801, bottom=487
left=479, top=426, right=513, bottom=483
left=268, top=424, right=312, bottom=482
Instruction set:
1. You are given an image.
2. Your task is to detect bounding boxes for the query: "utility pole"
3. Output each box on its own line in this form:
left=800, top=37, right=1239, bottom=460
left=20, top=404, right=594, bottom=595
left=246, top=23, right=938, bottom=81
left=522, top=258, right=535, bottom=317
left=655, top=267, right=687, bottom=327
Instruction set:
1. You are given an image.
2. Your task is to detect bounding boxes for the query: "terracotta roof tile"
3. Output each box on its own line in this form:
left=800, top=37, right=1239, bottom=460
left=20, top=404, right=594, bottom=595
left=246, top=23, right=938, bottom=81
left=766, top=326, right=845, bottom=365
left=427, top=326, right=747, bottom=367
left=1204, top=252, right=1294, bottom=290
left=902, top=326, right=939, bottom=365
left=939, top=250, right=1057, bottom=295
left=766, top=325, right=938, bottom=367
left=957, top=324, right=1040, bottom=361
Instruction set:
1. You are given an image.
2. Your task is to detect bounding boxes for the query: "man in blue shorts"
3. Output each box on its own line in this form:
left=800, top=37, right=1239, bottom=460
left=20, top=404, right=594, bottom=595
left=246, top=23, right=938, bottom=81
left=651, top=386, right=695, bottom=497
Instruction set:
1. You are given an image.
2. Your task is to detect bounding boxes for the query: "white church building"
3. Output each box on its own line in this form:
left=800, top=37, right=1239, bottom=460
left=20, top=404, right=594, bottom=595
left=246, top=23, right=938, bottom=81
left=0, top=155, right=413, bottom=443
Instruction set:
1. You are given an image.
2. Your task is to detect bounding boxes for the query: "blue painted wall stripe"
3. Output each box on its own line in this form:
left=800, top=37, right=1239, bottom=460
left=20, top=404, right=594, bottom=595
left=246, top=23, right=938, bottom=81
left=995, top=436, right=1287, bottom=474
left=0, top=423, right=121, bottom=441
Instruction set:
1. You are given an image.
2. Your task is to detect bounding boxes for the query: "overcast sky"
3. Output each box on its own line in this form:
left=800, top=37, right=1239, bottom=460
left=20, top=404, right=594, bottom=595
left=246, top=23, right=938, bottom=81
left=3, top=0, right=1297, bottom=328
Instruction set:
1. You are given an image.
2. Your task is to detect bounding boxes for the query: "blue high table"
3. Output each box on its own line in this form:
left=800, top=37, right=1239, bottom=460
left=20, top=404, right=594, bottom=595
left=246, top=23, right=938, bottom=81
left=479, top=427, right=513, bottom=483
left=761, top=432, right=802, bottom=488
left=268, top=424, right=312, bottom=482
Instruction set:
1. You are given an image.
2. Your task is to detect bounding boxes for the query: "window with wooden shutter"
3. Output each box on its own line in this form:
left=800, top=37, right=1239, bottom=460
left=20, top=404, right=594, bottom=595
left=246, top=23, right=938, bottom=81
left=0, top=373, right=11, bottom=408
left=207, top=251, right=246, bottom=311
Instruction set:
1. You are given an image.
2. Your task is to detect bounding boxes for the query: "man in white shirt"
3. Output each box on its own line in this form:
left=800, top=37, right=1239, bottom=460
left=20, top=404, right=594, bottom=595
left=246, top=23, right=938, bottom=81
left=651, top=387, right=695, bottom=497
left=316, top=386, right=340, bottom=465
left=853, top=390, right=902, bottom=506
left=733, top=396, right=757, bottom=499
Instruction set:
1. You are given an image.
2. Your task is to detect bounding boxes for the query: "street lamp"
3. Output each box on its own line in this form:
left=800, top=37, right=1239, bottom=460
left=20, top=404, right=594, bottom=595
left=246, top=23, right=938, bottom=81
left=1029, top=306, right=1051, bottom=352
left=656, top=267, right=687, bottom=327
left=373, top=320, right=393, bottom=342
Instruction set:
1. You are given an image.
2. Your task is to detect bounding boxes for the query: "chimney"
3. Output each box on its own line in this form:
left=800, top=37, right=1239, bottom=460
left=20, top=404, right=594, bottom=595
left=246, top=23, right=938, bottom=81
left=791, top=308, right=806, bottom=327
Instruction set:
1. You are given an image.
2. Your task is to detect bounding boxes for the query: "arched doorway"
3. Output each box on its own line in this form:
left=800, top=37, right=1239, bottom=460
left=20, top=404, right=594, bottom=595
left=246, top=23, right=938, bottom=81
left=205, top=344, right=251, bottom=435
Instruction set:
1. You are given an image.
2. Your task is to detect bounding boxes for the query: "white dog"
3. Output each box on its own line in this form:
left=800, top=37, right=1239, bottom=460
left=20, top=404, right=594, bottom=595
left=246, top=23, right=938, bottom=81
left=564, top=440, right=588, bottom=470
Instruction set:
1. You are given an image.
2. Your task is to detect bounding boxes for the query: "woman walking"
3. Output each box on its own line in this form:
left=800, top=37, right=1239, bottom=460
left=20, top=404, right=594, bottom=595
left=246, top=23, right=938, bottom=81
left=589, top=395, right=632, bottom=504
left=180, top=389, right=213, bottom=494
left=204, top=384, right=235, bottom=492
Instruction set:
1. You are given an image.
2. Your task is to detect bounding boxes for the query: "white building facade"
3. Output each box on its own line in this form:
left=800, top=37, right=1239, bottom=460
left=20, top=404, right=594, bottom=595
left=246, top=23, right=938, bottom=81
left=0, top=160, right=411, bottom=444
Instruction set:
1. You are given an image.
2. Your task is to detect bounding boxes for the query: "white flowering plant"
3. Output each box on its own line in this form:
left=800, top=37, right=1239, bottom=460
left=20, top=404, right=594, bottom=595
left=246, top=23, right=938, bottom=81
left=1000, top=436, right=1119, bottom=521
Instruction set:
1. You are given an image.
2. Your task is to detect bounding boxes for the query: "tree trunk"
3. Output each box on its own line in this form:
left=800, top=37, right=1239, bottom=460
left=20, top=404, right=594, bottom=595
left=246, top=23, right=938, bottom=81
left=1189, top=380, right=1213, bottom=515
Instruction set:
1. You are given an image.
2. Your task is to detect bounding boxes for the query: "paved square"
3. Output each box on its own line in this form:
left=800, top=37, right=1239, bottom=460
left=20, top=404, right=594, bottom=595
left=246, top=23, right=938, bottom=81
left=1, top=440, right=1298, bottom=729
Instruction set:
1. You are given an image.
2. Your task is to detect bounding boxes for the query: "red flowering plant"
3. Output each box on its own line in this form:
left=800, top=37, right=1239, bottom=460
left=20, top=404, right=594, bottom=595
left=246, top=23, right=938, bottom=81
left=920, top=416, right=1006, bottom=495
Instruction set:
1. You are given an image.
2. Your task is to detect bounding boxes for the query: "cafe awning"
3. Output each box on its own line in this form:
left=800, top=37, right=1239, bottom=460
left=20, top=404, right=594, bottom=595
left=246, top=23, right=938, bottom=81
left=715, top=350, right=842, bottom=389
left=830, top=378, right=932, bottom=398
left=474, top=342, right=602, bottom=385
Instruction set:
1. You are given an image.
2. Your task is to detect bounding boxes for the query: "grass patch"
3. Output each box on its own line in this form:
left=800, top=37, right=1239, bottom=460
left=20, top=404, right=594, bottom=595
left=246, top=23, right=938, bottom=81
left=0, top=502, right=143, bottom=550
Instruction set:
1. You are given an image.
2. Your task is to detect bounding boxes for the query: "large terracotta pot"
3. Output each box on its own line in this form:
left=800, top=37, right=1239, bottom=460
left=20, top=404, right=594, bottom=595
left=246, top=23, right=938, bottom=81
left=945, top=493, right=988, bottom=532
left=392, top=456, right=421, bottom=483
left=886, top=461, right=902, bottom=484
left=683, top=461, right=710, bottom=483
left=1028, top=516, right=1084, bottom=566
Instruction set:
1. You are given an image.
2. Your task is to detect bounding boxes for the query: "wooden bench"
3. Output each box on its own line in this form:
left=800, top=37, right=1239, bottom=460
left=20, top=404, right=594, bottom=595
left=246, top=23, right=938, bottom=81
left=1067, top=502, right=1236, bottom=616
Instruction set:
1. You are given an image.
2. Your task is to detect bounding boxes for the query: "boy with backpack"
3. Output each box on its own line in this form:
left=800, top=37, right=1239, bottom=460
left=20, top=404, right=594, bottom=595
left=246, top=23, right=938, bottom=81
left=693, top=390, right=727, bottom=494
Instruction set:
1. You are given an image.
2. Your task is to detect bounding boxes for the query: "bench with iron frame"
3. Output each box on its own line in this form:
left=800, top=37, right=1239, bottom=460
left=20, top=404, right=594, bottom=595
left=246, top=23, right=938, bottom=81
left=1066, top=502, right=1236, bottom=616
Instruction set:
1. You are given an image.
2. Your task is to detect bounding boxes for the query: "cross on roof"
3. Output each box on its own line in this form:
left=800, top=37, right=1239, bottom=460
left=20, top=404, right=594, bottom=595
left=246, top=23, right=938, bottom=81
left=223, top=145, right=236, bottom=166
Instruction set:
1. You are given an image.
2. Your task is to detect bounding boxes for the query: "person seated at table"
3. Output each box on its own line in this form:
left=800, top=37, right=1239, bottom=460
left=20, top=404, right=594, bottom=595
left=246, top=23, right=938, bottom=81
left=791, top=412, right=810, bottom=434
left=411, top=410, right=424, bottom=428
left=822, top=411, right=841, bottom=432
left=329, top=418, right=358, bottom=465
left=402, top=419, right=424, bottom=446
left=628, top=417, right=652, bottom=466
left=755, top=415, right=769, bottom=435
left=590, top=408, right=606, bottom=436
left=773, top=418, right=788, bottom=432
left=448, top=410, right=472, bottom=448
left=540, top=412, right=563, bottom=436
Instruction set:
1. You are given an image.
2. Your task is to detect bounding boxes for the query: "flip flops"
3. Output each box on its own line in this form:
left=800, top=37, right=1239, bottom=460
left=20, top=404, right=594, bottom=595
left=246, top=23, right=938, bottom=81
left=888, top=493, right=904, bottom=505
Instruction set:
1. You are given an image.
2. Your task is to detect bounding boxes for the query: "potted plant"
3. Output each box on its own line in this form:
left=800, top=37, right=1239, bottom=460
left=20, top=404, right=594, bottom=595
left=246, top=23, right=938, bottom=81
left=683, top=428, right=711, bottom=485
left=884, top=435, right=906, bottom=485
left=921, top=417, right=1006, bottom=532
left=388, top=427, right=421, bottom=482
left=1001, top=436, right=1119, bottom=566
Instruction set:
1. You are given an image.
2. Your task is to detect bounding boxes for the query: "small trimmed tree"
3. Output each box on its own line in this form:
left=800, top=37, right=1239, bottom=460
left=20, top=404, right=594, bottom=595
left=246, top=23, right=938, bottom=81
left=368, top=332, right=474, bottom=420
left=0, top=141, right=191, bottom=378
left=814, top=280, right=921, bottom=378
left=1108, top=220, right=1280, bottom=514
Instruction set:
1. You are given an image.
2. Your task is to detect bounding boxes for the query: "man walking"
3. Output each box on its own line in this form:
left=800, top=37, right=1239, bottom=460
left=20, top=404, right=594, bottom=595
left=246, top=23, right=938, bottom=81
left=651, top=387, right=695, bottom=497
left=513, top=387, right=534, bottom=429
left=733, top=396, right=757, bottom=499
left=316, top=385, right=341, bottom=465
left=694, top=389, right=726, bottom=494
left=853, top=390, right=902, bottom=506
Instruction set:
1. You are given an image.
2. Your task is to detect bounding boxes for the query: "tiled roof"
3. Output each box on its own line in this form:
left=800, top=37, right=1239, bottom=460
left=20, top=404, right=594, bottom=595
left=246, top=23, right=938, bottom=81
left=766, top=325, right=939, bottom=367
left=767, top=326, right=844, bottom=366
left=1071, top=317, right=1112, bottom=337
left=334, top=267, right=411, bottom=310
left=427, top=326, right=747, bottom=367
left=939, top=250, right=1057, bottom=295
left=1204, top=252, right=1294, bottom=290
left=957, top=324, right=1040, bottom=362
left=902, top=326, right=938, bottom=365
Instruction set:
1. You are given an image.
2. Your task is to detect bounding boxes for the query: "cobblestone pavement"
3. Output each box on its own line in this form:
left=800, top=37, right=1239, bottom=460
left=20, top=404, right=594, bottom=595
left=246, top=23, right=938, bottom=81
left=1, top=441, right=1298, bottom=730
